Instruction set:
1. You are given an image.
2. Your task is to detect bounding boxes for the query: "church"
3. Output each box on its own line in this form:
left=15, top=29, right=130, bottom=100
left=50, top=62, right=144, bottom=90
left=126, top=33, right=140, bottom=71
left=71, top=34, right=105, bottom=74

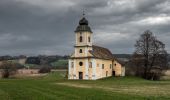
left=68, top=14, right=125, bottom=80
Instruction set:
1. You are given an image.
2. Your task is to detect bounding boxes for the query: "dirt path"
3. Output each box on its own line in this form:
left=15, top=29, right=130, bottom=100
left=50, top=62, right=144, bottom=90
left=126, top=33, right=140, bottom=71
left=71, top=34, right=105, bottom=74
left=56, top=82, right=170, bottom=96
left=56, top=83, right=92, bottom=88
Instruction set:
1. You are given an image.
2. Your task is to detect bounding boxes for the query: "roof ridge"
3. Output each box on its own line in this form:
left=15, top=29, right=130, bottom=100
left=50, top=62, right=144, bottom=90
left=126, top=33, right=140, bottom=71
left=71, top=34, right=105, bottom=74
left=92, top=45, right=110, bottom=50
left=89, top=45, right=113, bottom=60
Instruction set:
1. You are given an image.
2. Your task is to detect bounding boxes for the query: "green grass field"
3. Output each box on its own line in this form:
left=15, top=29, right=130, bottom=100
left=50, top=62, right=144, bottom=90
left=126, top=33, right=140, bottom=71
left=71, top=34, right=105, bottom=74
left=0, top=71, right=170, bottom=100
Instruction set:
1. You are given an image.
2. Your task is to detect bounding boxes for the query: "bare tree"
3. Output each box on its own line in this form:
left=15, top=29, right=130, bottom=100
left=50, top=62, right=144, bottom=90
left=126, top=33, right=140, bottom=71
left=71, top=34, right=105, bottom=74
left=0, top=61, right=17, bottom=78
left=133, top=30, right=168, bottom=80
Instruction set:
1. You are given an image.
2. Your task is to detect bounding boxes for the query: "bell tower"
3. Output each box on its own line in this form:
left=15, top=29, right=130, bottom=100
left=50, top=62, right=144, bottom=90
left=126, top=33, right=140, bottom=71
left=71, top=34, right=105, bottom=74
left=74, top=13, right=93, bottom=57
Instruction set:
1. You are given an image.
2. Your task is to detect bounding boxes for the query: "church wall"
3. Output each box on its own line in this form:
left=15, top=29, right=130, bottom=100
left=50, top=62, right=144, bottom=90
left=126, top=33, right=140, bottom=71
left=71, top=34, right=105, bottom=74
left=75, top=32, right=92, bottom=46
left=74, top=46, right=92, bottom=57
left=68, top=59, right=74, bottom=79
left=95, top=59, right=113, bottom=79
left=69, top=58, right=125, bottom=80
left=121, top=66, right=125, bottom=76
left=68, top=58, right=89, bottom=79
left=88, top=60, right=93, bottom=79
left=113, top=60, right=124, bottom=76
left=75, top=47, right=86, bottom=57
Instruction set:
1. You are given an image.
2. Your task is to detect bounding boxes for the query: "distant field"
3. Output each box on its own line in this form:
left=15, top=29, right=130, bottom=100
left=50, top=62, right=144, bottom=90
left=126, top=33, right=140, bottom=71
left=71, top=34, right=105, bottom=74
left=21, top=59, right=68, bottom=69
left=50, top=59, right=68, bottom=69
left=0, top=71, right=170, bottom=100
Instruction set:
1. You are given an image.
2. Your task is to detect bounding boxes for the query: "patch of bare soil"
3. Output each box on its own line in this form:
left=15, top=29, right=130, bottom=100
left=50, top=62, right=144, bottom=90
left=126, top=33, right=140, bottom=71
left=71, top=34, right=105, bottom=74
left=13, top=73, right=47, bottom=78
left=56, top=83, right=92, bottom=88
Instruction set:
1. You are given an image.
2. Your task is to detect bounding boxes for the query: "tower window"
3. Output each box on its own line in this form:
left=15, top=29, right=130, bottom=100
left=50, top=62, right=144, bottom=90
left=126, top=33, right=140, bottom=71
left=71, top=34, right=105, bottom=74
left=88, top=37, right=90, bottom=42
left=79, top=62, right=83, bottom=66
left=79, top=49, right=82, bottom=53
left=80, top=36, right=83, bottom=42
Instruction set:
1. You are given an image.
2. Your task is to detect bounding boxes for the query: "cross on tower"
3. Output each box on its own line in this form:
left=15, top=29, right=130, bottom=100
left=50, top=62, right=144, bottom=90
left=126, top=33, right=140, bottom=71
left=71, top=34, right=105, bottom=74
left=83, top=10, right=85, bottom=17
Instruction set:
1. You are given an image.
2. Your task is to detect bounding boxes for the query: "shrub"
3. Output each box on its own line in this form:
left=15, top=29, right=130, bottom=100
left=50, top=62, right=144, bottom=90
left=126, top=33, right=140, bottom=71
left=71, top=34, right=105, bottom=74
left=1, top=69, right=10, bottom=78
left=38, top=66, right=51, bottom=73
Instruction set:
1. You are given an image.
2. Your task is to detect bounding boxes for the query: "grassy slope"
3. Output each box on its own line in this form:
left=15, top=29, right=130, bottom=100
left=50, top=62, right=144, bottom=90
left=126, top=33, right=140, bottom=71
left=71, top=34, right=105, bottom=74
left=50, top=59, right=68, bottom=69
left=0, top=71, right=169, bottom=100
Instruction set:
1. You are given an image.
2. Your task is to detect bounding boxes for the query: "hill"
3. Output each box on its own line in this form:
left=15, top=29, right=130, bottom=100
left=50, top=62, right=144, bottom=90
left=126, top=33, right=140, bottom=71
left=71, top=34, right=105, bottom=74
left=112, top=54, right=132, bottom=59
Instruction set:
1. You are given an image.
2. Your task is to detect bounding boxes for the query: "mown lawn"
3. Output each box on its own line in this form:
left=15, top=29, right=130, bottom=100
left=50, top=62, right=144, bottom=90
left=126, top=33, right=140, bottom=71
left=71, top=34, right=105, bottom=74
left=0, top=71, right=170, bottom=100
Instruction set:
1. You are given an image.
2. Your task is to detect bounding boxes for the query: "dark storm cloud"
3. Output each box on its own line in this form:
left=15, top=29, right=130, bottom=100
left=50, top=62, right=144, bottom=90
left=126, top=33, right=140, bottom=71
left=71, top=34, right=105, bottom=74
left=0, top=0, right=170, bottom=56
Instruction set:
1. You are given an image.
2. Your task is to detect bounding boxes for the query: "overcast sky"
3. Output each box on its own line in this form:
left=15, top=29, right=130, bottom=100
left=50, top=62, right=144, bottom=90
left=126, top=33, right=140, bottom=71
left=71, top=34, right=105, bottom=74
left=0, top=0, right=170, bottom=56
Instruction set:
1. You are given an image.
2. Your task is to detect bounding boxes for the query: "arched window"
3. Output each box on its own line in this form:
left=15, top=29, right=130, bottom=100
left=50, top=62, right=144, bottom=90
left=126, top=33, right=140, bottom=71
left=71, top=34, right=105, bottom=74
left=71, top=62, right=74, bottom=68
left=80, top=36, right=83, bottom=42
left=79, top=62, right=83, bottom=66
left=79, top=49, right=82, bottom=53
left=89, top=62, right=92, bottom=68
left=110, top=64, right=112, bottom=69
left=102, top=64, right=104, bottom=69
left=88, top=37, right=90, bottom=42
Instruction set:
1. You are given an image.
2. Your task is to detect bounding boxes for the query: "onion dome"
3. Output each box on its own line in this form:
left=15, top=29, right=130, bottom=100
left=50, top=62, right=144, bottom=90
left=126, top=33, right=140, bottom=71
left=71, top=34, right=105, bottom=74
left=75, top=16, right=92, bottom=33
left=79, top=17, right=88, bottom=25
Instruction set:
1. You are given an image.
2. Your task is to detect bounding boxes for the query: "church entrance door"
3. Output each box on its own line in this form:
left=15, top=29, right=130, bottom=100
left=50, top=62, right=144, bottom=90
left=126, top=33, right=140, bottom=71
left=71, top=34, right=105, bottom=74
left=106, top=71, right=108, bottom=77
left=79, top=72, right=83, bottom=79
left=112, top=71, right=115, bottom=76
